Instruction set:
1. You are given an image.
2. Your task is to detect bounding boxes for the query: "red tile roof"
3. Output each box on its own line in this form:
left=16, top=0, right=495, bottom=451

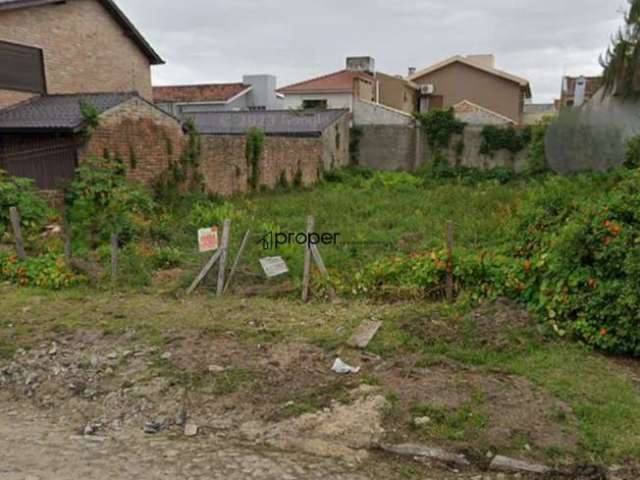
left=277, top=70, right=374, bottom=94
left=152, top=83, right=250, bottom=103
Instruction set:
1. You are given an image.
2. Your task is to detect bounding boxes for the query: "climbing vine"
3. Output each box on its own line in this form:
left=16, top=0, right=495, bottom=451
left=416, top=108, right=465, bottom=150
left=246, top=127, right=265, bottom=190
left=479, top=125, right=532, bottom=157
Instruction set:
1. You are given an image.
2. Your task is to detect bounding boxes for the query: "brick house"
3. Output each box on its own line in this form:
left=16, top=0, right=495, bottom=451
left=0, top=0, right=185, bottom=191
left=0, top=0, right=163, bottom=109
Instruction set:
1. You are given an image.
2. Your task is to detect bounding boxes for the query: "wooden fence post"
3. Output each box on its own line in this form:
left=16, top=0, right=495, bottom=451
left=224, top=229, right=251, bottom=295
left=302, top=215, right=315, bottom=302
left=445, top=220, right=454, bottom=303
left=310, top=244, right=337, bottom=302
left=110, top=233, right=119, bottom=286
left=187, top=250, right=222, bottom=295
left=216, top=219, right=231, bottom=297
left=9, top=207, right=27, bottom=260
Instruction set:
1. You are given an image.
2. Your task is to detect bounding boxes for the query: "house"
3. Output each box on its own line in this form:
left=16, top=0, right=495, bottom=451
left=376, top=72, right=418, bottom=114
left=0, top=0, right=183, bottom=192
left=559, top=76, right=602, bottom=108
left=278, top=57, right=377, bottom=111
left=153, top=75, right=284, bottom=118
left=408, top=55, right=532, bottom=125
left=0, top=0, right=163, bottom=109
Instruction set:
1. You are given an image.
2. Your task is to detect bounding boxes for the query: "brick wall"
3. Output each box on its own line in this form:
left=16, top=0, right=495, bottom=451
left=0, top=90, right=36, bottom=110
left=0, top=0, right=153, bottom=104
left=79, top=97, right=185, bottom=184
left=199, top=135, right=324, bottom=197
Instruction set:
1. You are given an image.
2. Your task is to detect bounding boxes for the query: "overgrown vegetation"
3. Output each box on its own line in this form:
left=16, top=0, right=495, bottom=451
left=479, top=124, right=532, bottom=157
left=246, top=127, right=265, bottom=190
left=416, top=108, right=465, bottom=151
left=0, top=170, right=52, bottom=241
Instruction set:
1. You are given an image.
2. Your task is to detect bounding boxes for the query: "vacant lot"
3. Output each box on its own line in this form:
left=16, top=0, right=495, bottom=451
left=1, top=285, right=640, bottom=479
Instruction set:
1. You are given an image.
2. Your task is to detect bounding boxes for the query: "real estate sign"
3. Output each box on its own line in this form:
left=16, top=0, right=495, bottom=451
left=198, top=227, right=219, bottom=253
left=259, top=256, right=289, bottom=278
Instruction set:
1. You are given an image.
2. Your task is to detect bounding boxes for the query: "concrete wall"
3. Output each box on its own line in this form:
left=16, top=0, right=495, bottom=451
left=412, top=61, right=524, bottom=124
left=321, top=114, right=351, bottom=170
left=0, top=0, right=153, bottom=104
left=353, top=99, right=415, bottom=125
left=357, top=123, right=530, bottom=173
left=80, top=97, right=185, bottom=184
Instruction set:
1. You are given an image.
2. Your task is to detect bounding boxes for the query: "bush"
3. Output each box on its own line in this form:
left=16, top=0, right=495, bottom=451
left=416, top=108, right=465, bottom=150
left=65, top=156, right=156, bottom=249
left=0, top=170, right=52, bottom=239
left=525, top=117, right=552, bottom=175
left=480, top=125, right=532, bottom=157
left=188, top=201, right=244, bottom=229
left=0, top=252, right=83, bottom=289
left=625, top=133, right=640, bottom=169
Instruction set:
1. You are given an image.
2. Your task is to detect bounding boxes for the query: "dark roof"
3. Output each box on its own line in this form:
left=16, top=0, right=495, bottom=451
left=0, top=0, right=164, bottom=65
left=0, top=92, right=136, bottom=132
left=153, top=83, right=251, bottom=103
left=190, top=109, right=349, bottom=137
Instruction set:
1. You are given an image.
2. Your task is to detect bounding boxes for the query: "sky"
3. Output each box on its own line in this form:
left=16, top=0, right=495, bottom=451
left=118, top=0, right=627, bottom=103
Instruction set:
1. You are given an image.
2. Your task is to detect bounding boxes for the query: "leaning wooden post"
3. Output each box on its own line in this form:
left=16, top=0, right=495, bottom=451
left=216, top=219, right=231, bottom=297
left=310, top=244, right=337, bottom=302
left=445, top=220, right=454, bottom=303
left=9, top=207, right=27, bottom=260
left=301, top=215, right=315, bottom=302
left=224, top=229, right=251, bottom=295
left=110, top=233, right=119, bottom=286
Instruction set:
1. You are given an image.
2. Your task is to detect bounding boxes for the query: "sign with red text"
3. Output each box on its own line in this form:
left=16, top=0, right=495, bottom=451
left=198, top=226, right=219, bottom=253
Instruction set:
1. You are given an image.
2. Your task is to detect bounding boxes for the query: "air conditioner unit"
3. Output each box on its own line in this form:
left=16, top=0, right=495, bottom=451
left=420, top=84, right=435, bottom=96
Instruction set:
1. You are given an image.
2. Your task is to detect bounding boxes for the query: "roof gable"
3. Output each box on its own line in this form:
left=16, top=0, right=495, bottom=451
left=0, top=0, right=164, bottom=65
left=409, top=55, right=531, bottom=97
left=153, top=83, right=251, bottom=104
left=278, top=70, right=373, bottom=94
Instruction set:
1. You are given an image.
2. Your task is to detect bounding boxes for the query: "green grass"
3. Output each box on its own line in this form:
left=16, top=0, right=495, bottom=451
left=410, top=403, right=489, bottom=442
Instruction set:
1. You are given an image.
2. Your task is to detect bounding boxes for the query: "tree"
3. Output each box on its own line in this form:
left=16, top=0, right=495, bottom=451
left=601, top=0, right=640, bottom=98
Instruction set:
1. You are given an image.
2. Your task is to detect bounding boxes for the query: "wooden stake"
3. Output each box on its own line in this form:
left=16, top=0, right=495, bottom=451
left=9, top=207, right=26, bottom=260
left=310, top=243, right=337, bottom=302
left=187, top=250, right=222, bottom=295
left=301, top=215, right=315, bottom=302
left=445, top=220, right=454, bottom=303
left=224, top=229, right=251, bottom=295
left=110, top=233, right=119, bottom=286
left=216, top=219, right=231, bottom=297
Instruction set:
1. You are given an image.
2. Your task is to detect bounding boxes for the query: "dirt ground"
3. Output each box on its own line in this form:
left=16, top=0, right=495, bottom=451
left=0, top=289, right=638, bottom=480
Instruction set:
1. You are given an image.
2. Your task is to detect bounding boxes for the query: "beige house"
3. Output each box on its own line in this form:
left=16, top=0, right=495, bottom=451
left=408, top=55, right=531, bottom=125
left=0, top=0, right=163, bottom=109
left=376, top=72, right=418, bottom=114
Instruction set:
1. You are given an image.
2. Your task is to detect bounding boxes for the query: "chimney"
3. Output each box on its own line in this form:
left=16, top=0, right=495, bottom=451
left=408, top=67, right=416, bottom=77
left=346, top=56, right=375, bottom=75
left=465, top=54, right=496, bottom=69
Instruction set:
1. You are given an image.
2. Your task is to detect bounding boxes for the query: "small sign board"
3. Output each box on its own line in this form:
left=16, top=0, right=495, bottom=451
left=260, top=256, right=289, bottom=278
left=198, top=226, right=219, bottom=253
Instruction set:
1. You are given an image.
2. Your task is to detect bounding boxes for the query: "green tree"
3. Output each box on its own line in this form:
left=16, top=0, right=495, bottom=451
left=601, top=0, right=640, bottom=98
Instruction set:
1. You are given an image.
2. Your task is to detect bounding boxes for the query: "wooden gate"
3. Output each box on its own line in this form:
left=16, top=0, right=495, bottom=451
left=0, top=134, right=77, bottom=189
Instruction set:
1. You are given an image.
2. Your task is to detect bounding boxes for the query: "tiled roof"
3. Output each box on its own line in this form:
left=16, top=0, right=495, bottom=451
left=0, top=92, right=136, bottom=132
left=153, top=83, right=251, bottom=103
left=278, top=70, right=373, bottom=94
left=0, top=0, right=164, bottom=64
left=190, top=109, right=349, bottom=137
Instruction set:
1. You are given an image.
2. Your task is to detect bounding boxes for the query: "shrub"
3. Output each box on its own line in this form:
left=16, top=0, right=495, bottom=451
left=416, top=108, right=465, bottom=150
left=525, top=117, right=552, bottom=175
left=0, top=252, right=83, bottom=289
left=246, top=127, right=265, bottom=190
left=65, top=156, right=156, bottom=249
left=625, top=133, right=640, bottom=169
left=480, top=125, right=532, bottom=157
left=0, top=170, right=52, bottom=239
left=188, top=201, right=243, bottom=229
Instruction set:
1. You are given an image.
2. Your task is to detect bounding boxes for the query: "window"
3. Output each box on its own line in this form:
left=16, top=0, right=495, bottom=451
left=302, top=99, right=328, bottom=110
left=0, top=41, right=46, bottom=93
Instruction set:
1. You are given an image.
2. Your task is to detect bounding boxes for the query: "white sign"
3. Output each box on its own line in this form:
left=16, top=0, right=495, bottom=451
left=260, top=256, right=289, bottom=278
left=198, top=227, right=219, bottom=253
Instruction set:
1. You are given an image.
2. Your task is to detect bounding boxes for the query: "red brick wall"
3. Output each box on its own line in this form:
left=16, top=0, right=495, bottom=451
left=79, top=97, right=185, bottom=185
left=199, top=135, right=323, bottom=197
left=0, top=0, right=153, bottom=104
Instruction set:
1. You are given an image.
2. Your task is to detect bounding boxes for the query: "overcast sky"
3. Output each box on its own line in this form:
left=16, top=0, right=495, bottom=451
left=119, top=0, right=626, bottom=103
